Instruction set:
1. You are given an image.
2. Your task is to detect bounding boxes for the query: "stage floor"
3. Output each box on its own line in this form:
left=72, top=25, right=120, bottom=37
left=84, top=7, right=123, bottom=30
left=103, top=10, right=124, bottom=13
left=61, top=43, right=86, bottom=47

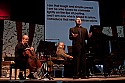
left=0, top=75, right=125, bottom=83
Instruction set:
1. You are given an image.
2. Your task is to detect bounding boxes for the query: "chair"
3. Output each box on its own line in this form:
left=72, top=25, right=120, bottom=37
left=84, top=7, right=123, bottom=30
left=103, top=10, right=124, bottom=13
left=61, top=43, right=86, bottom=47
left=10, top=58, right=28, bottom=80
left=1, top=61, right=11, bottom=78
left=53, top=63, right=64, bottom=78
left=10, top=63, right=27, bottom=80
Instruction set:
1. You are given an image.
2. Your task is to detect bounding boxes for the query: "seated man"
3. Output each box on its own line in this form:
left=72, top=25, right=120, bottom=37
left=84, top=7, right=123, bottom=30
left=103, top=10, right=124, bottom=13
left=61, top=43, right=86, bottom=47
left=15, top=35, right=38, bottom=79
left=45, top=42, right=73, bottom=79
left=56, top=42, right=73, bottom=60
left=52, top=42, right=73, bottom=77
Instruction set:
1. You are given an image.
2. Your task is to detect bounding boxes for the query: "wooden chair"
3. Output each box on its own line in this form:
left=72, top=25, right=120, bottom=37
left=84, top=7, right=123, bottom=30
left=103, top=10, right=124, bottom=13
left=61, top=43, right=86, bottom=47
left=53, top=64, right=64, bottom=77
left=1, top=61, right=11, bottom=78
left=10, top=63, right=27, bottom=80
left=9, top=58, right=28, bottom=80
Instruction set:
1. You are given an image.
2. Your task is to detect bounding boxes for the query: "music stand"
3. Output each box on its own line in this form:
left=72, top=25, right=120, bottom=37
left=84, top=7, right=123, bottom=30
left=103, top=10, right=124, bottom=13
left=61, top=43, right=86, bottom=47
left=37, top=40, right=56, bottom=80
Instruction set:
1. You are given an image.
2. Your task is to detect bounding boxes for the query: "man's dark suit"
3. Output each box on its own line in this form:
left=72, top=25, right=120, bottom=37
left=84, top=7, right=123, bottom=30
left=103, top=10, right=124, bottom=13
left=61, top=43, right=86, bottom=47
left=69, top=26, right=89, bottom=78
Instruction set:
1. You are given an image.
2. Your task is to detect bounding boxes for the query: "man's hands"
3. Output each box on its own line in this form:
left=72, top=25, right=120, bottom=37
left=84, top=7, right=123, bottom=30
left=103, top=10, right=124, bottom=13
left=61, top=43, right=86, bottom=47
left=68, top=55, right=73, bottom=59
left=88, top=32, right=92, bottom=38
left=72, top=33, right=78, bottom=37
left=25, top=47, right=34, bottom=51
left=30, top=47, right=34, bottom=51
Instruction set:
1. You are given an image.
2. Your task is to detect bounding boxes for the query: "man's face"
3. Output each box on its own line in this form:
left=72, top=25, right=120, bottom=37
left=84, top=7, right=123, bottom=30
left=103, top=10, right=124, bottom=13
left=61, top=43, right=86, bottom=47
left=75, top=17, right=82, bottom=25
left=59, top=42, right=64, bottom=49
left=23, top=35, right=29, bottom=44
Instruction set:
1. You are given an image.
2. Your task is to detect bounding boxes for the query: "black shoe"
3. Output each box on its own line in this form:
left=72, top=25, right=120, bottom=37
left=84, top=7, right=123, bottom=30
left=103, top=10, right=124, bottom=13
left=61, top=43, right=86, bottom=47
left=73, top=76, right=79, bottom=79
left=19, top=76, right=25, bottom=80
left=18, top=75, right=25, bottom=80
left=18, top=72, right=25, bottom=80
left=27, top=73, right=37, bottom=79
left=48, top=76, right=54, bottom=80
left=104, top=73, right=108, bottom=78
left=31, top=76, right=37, bottom=79
left=81, top=76, right=89, bottom=79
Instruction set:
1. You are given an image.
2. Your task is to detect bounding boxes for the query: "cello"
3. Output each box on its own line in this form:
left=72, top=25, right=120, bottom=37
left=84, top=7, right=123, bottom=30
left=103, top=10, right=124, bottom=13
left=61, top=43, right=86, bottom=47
left=24, top=46, right=42, bottom=71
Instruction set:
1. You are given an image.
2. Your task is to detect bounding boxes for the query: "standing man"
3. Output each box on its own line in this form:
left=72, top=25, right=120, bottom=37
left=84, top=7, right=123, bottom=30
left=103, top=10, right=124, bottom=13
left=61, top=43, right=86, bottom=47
left=69, top=17, right=89, bottom=79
